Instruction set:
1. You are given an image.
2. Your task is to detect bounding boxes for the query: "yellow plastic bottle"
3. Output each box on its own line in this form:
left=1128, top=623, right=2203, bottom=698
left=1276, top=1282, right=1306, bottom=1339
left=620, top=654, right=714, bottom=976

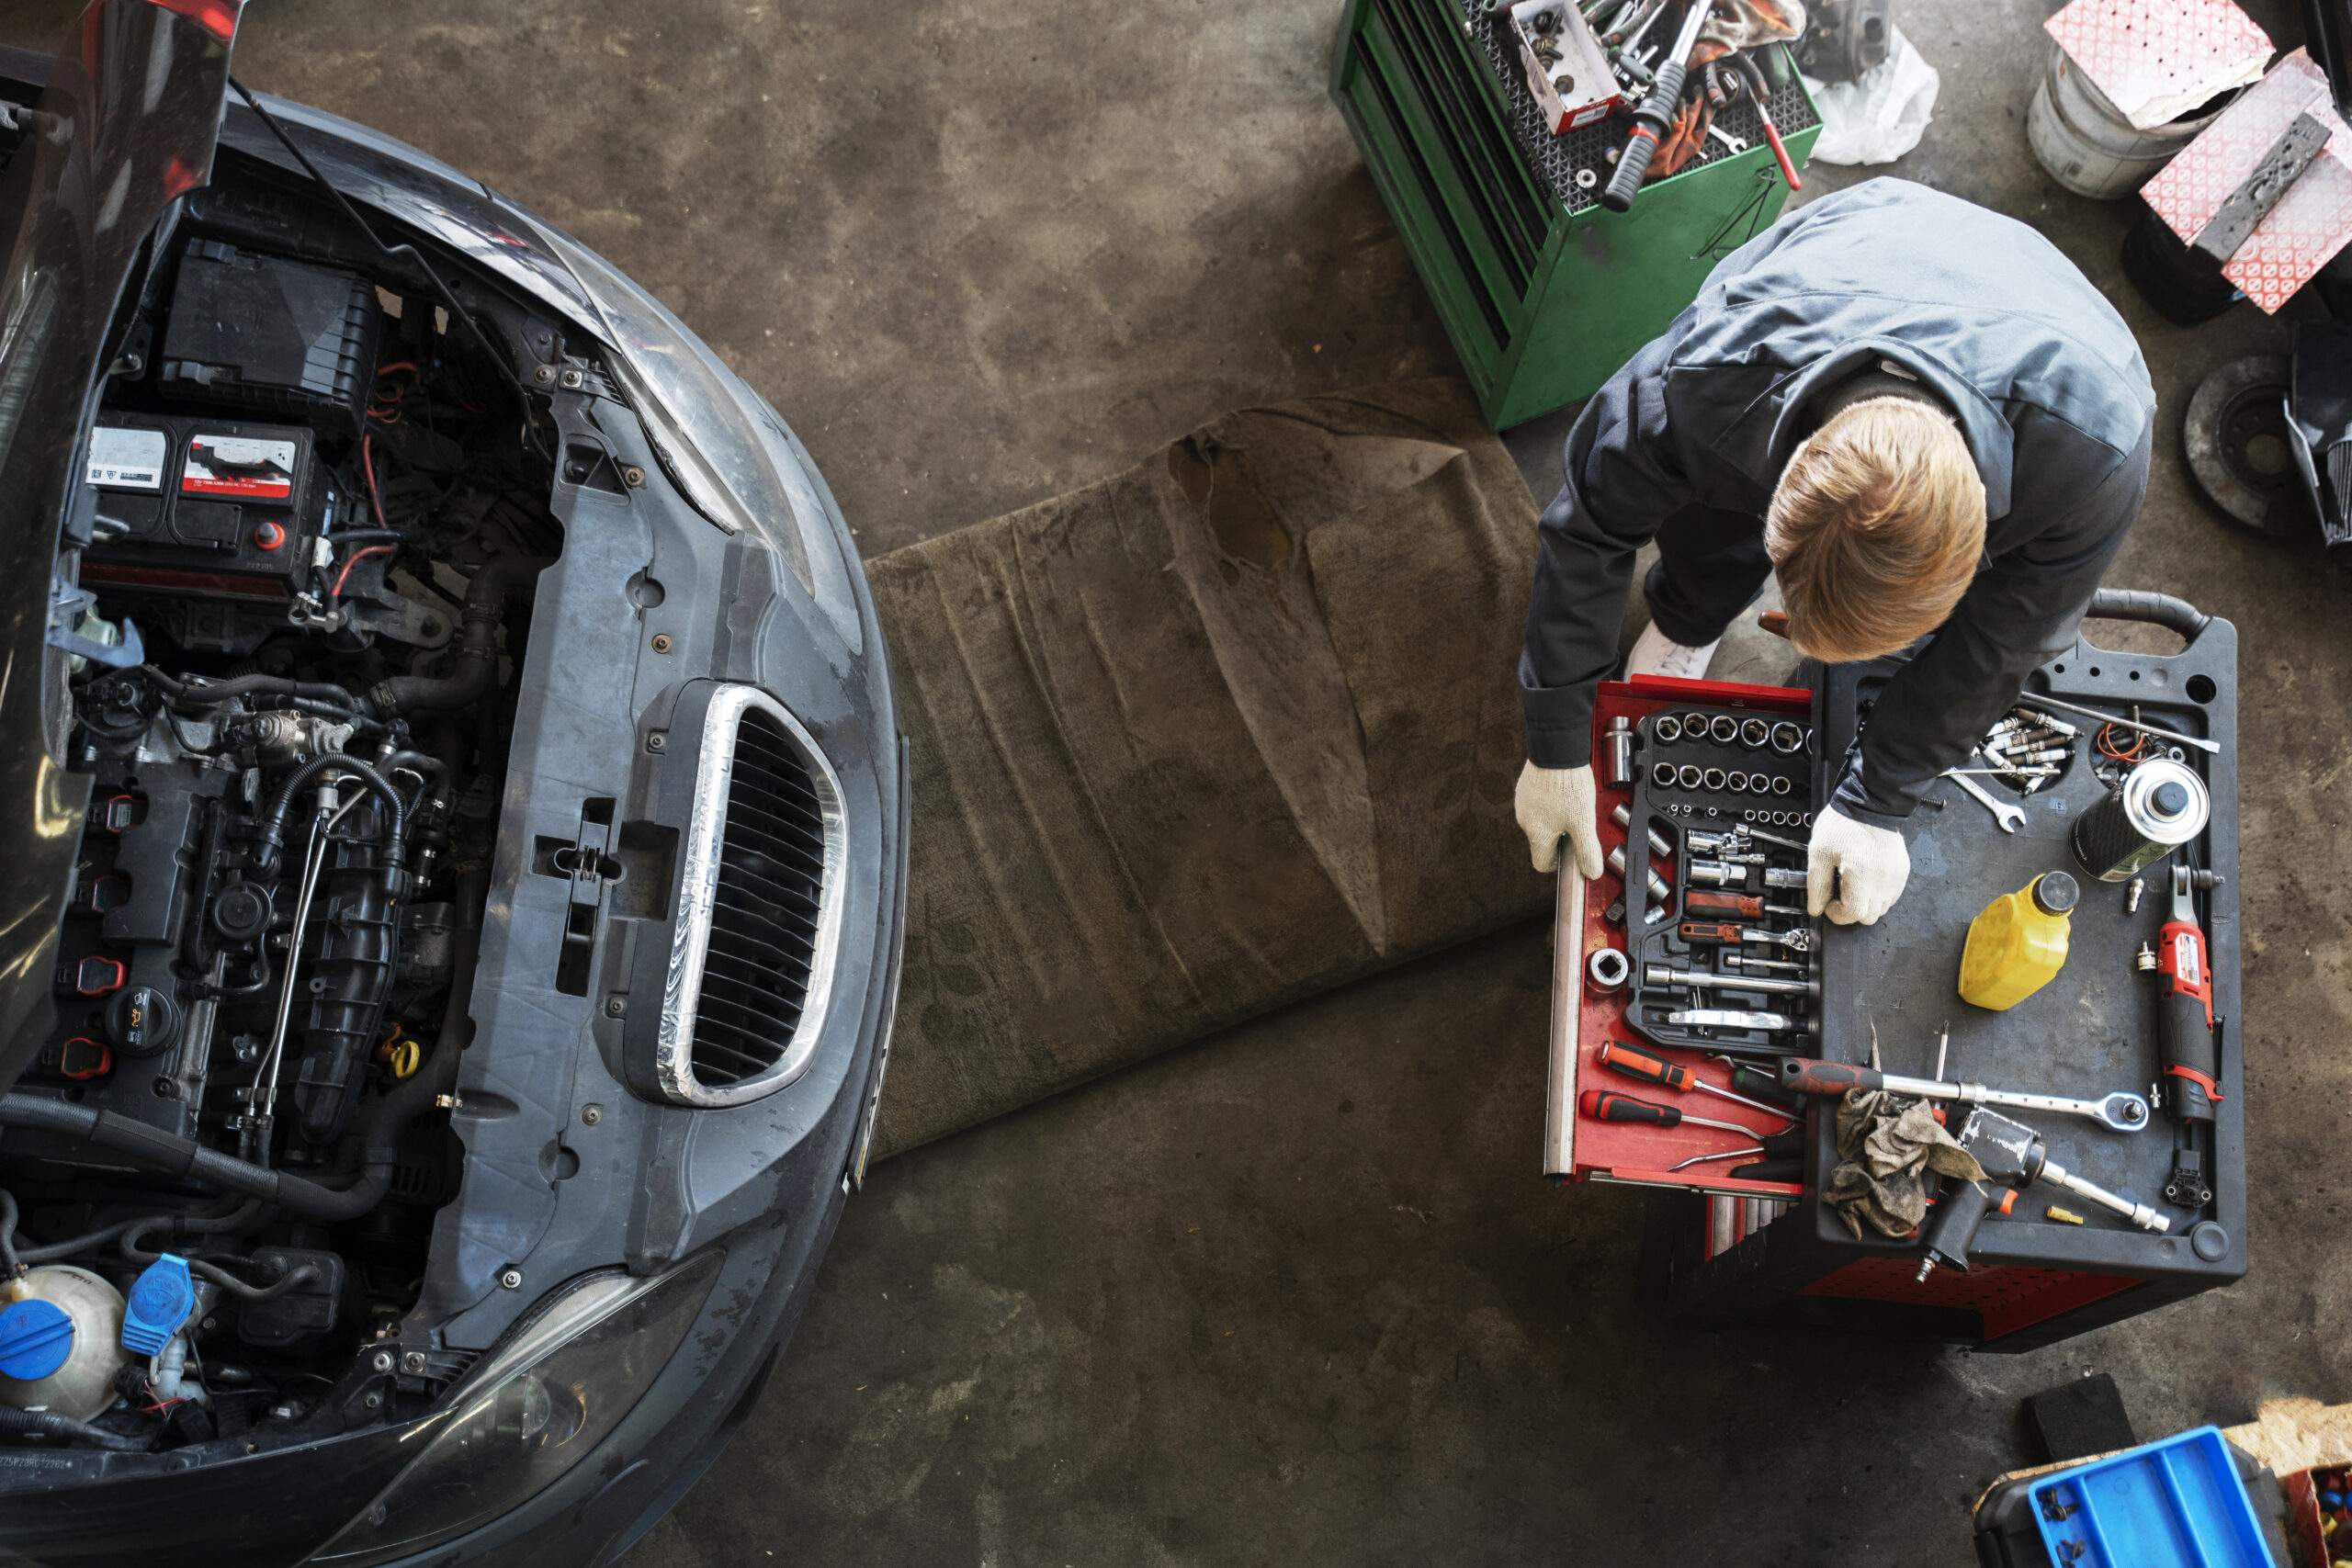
left=1958, top=872, right=2079, bottom=1011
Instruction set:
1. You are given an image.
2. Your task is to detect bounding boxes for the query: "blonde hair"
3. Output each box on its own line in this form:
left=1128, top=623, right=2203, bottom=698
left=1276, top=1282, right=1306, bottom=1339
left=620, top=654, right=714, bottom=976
left=1767, top=398, right=1986, bottom=663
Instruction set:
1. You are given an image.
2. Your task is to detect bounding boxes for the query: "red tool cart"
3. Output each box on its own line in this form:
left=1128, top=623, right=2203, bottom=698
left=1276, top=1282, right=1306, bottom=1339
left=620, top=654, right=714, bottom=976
left=1546, top=592, right=2246, bottom=1350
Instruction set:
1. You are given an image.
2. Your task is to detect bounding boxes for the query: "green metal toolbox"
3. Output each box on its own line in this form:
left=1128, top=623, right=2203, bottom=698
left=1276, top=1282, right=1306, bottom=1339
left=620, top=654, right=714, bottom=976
left=1330, top=0, right=1823, bottom=429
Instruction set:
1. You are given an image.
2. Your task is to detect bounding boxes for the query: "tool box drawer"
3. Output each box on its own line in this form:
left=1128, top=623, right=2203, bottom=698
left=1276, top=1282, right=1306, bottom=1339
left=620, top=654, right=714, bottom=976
left=1649, top=592, right=2246, bottom=1350
left=1544, top=673, right=1823, bottom=1202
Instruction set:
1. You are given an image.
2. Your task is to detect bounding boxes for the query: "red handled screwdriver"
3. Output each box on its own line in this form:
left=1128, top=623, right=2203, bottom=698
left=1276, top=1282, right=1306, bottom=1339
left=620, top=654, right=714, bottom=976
left=1578, top=1089, right=1758, bottom=1136
left=1598, top=1040, right=1795, bottom=1122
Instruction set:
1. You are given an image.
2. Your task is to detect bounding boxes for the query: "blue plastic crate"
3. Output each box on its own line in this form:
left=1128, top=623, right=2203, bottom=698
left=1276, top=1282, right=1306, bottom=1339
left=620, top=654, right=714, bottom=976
left=2030, top=1426, right=2273, bottom=1568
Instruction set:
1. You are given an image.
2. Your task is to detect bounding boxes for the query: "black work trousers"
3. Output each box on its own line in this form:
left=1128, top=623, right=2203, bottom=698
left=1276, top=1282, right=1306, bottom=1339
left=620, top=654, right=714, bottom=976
left=1641, top=503, right=1775, bottom=646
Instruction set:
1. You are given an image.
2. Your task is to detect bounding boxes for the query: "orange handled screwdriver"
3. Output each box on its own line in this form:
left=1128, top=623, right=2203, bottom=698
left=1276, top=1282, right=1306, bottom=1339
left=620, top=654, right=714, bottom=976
left=1578, top=1089, right=1758, bottom=1135
left=1598, top=1040, right=1795, bottom=1122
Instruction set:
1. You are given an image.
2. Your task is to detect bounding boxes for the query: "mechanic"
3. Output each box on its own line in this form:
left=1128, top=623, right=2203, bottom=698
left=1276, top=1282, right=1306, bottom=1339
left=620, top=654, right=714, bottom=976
left=1510, top=178, right=2154, bottom=926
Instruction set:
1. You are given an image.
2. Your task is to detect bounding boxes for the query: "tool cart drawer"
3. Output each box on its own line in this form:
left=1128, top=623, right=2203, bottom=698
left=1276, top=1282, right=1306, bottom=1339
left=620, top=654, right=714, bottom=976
left=1651, top=592, right=2246, bottom=1350
left=1544, top=673, right=1823, bottom=1202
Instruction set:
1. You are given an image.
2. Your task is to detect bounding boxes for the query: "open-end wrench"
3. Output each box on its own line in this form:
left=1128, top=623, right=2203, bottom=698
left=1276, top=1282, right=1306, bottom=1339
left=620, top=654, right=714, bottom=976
left=1705, top=122, right=1747, bottom=154
left=1941, top=762, right=2025, bottom=832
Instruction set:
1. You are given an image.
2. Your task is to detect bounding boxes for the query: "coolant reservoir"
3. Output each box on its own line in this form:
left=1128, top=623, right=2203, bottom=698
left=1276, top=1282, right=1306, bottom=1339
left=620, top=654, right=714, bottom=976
left=1958, top=871, right=2079, bottom=1012
left=0, top=1265, right=133, bottom=1421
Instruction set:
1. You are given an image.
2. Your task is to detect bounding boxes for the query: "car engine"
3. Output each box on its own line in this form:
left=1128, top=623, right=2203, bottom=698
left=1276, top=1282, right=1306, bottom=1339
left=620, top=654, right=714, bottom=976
left=3, top=203, right=567, bottom=1451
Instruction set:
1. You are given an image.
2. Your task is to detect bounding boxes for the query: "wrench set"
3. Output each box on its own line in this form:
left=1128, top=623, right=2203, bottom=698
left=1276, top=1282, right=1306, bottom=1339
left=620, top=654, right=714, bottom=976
left=1601, top=704, right=1825, bottom=1056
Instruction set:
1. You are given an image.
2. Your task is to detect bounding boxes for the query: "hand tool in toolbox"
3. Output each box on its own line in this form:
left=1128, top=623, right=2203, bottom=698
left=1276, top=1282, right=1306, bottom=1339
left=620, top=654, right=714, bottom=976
left=1669, top=1127, right=1803, bottom=1172
left=1600, top=0, right=1715, bottom=211
left=1685, top=889, right=1802, bottom=919
left=1915, top=1106, right=2169, bottom=1282
left=2154, top=860, right=2224, bottom=1211
left=1597, top=1038, right=1793, bottom=1121
left=1578, top=1089, right=1764, bottom=1136
left=1666, top=1006, right=1803, bottom=1031
left=1677, top=920, right=1810, bottom=952
left=2018, top=692, right=2220, bottom=755
left=1646, top=963, right=1818, bottom=999
left=1773, top=1055, right=2151, bottom=1134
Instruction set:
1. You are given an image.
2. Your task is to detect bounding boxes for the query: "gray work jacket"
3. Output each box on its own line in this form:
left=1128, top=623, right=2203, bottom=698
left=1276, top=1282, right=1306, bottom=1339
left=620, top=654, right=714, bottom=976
left=1520, top=178, right=2155, bottom=825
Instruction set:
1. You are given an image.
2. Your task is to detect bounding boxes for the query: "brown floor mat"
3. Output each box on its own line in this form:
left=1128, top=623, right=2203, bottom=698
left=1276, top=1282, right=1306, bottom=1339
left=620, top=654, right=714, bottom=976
left=867, top=378, right=1546, bottom=1157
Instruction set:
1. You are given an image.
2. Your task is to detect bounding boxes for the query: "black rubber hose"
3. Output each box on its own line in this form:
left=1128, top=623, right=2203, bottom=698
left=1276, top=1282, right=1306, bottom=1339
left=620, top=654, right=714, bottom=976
left=140, top=667, right=362, bottom=712
left=2087, top=588, right=2211, bottom=641
left=0, top=1097, right=392, bottom=1222
left=367, top=557, right=550, bottom=716
left=251, top=753, right=408, bottom=872
left=0, top=1405, right=149, bottom=1452
left=0, top=1189, right=21, bottom=1280
left=121, top=1213, right=319, bottom=1303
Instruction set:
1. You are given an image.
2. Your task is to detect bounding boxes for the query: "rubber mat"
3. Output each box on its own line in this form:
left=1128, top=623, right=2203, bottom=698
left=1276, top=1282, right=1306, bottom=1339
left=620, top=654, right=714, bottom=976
left=866, top=378, right=1546, bottom=1156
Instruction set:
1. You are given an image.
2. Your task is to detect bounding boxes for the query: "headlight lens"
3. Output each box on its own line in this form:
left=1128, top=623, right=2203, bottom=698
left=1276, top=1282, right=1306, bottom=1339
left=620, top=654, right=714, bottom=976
left=308, top=1250, right=722, bottom=1563
left=529, top=227, right=812, bottom=588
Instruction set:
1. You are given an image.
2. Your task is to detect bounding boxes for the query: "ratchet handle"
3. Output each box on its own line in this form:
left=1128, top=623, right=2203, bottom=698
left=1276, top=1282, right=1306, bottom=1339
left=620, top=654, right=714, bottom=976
left=1602, top=59, right=1689, bottom=212
left=1776, top=1057, right=1884, bottom=1098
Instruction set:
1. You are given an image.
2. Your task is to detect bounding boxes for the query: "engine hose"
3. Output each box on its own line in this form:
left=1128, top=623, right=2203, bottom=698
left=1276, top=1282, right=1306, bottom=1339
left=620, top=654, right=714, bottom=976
left=366, top=557, right=550, bottom=716
left=0, top=1097, right=392, bottom=1222
left=120, top=1218, right=319, bottom=1303
left=251, top=753, right=408, bottom=873
left=139, top=667, right=362, bottom=712
left=0, top=1404, right=150, bottom=1452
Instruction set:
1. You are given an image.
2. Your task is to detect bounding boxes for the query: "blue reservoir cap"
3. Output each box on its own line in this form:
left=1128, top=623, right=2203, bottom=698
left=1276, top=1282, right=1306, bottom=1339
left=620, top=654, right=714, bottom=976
left=0, top=1298, right=74, bottom=1382
left=121, top=1255, right=195, bottom=1357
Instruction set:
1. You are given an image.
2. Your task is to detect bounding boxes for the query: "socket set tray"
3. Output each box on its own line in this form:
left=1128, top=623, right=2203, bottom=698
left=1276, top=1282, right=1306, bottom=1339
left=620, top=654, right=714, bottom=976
left=1619, top=694, right=1825, bottom=1056
left=1545, top=672, right=1819, bottom=1200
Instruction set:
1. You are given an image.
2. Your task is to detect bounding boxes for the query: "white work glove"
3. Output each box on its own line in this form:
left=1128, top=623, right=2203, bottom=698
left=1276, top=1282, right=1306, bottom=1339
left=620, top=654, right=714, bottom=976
left=1514, top=761, right=1603, bottom=879
left=1806, top=807, right=1911, bottom=927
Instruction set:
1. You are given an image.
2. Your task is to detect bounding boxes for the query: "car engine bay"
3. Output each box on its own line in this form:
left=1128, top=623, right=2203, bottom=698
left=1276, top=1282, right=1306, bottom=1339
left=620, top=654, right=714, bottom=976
left=2, top=186, right=571, bottom=1454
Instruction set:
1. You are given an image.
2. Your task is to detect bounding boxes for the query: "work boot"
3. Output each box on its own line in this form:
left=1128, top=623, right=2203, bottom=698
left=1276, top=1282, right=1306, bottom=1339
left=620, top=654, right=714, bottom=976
left=1626, top=621, right=1720, bottom=682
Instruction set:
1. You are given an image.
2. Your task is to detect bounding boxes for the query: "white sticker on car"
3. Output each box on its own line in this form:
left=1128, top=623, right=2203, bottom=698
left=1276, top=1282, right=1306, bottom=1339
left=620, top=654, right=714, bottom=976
left=182, top=434, right=297, bottom=500
left=86, top=425, right=169, bottom=491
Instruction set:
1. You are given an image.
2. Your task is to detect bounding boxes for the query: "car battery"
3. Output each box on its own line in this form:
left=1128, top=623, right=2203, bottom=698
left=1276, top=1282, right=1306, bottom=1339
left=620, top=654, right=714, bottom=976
left=80, top=412, right=334, bottom=647
left=1641, top=594, right=2245, bottom=1350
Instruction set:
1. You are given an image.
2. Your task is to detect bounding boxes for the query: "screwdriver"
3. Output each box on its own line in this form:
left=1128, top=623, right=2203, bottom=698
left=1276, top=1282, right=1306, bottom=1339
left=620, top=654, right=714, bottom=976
left=1598, top=1039, right=1794, bottom=1122
left=1578, top=1089, right=1758, bottom=1135
left=1685, top=889, right=1804, bottom=920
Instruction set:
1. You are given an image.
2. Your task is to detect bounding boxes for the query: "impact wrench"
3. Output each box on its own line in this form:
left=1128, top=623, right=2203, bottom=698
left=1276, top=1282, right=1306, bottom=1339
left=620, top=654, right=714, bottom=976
left=1601, top=1, right=1715, bottom=212
left=1916, top=1107, right=2167, bottom=1281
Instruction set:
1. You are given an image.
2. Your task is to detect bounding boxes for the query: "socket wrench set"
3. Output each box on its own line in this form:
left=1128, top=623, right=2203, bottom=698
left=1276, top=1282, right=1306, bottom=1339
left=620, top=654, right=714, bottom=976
left=1544, top=675, right=1820, bottom=1195
left=1612, top=703, right=1823, bottom=1056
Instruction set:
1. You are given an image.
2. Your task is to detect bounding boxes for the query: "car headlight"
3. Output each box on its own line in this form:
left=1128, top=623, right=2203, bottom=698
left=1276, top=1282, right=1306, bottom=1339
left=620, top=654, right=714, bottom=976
left=308, top=1250, right=723, bottom=1564
left=529, top=226, right=815, bottom=588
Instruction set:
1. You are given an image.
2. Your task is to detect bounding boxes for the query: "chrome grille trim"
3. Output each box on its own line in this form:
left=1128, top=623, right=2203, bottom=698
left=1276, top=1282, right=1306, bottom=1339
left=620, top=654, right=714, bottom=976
left=657, top=683, right=847, bottom=1107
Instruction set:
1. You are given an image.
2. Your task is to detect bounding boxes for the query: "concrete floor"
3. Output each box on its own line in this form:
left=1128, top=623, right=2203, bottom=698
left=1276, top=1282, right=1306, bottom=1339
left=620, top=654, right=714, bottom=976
left=7, top=0, right=2347, bottom=1561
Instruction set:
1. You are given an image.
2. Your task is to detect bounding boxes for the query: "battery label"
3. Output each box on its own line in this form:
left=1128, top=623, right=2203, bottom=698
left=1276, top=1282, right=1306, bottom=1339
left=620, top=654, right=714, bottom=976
left=182, top=434, right=296, bottom=500
left=85, top=425, right=168, bottom=491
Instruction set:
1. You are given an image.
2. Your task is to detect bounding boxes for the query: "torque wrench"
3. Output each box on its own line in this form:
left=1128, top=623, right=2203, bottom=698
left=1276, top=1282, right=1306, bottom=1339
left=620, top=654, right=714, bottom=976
left=1773, top=1057, right=2150, bottom=1134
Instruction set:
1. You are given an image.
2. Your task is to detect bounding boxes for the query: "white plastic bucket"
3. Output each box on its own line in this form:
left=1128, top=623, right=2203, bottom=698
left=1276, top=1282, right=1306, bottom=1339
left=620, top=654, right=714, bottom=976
left=2028, top=44, right=2231, bottom=199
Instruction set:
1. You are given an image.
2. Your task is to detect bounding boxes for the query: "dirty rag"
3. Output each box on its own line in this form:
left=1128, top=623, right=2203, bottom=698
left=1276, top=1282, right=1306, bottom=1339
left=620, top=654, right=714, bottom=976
left=1821, top=1088, right=1988, bottom=1239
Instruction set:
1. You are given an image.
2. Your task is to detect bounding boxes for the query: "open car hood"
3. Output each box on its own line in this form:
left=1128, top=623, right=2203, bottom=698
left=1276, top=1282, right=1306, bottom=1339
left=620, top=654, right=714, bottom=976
left=0, top=0, right=243, bottom=1089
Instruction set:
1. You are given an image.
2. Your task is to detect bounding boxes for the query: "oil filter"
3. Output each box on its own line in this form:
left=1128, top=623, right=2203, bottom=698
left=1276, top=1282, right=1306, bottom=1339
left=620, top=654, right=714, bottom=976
left=2071, top=759, right=2207, bottom=883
